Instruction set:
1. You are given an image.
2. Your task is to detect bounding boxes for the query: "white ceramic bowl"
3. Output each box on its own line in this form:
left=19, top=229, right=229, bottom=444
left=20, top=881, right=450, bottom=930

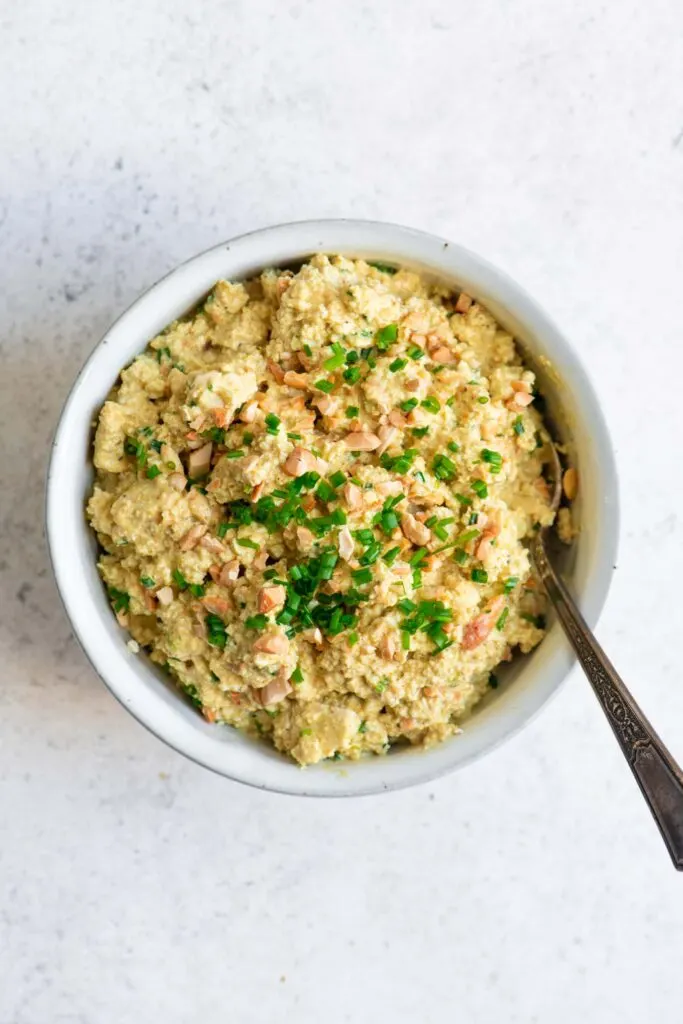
left=46, top=220, right=618, bottom=796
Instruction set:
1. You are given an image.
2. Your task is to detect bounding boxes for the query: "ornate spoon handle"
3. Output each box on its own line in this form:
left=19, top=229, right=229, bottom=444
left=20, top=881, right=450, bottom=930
left=533, top=537, right=683, bottom=870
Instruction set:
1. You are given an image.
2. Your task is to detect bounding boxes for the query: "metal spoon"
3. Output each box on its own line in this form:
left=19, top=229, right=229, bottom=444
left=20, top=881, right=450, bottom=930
left=532, top=444, right=683, bottom=869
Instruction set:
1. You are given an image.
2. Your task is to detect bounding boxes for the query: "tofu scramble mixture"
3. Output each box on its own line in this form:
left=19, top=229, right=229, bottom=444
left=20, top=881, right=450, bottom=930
left=88, top=254, right=560, bottom=766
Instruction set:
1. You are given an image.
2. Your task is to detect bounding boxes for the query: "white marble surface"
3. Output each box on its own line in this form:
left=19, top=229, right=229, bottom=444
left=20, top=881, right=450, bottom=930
left=2, top=1, right=683, bottom=1020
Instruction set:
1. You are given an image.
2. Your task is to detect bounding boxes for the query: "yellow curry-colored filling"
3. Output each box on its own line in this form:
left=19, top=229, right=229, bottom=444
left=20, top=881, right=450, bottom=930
left=88, top=254, right=556, bottom=765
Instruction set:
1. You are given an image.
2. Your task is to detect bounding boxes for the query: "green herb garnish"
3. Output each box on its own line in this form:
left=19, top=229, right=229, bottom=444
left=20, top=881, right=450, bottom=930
left=376, top=323, right=398, bottom=350
left=108, top=587, right=130, bottom=613
left=400, top=398, right=418, bottom=413
left=324, top=342, right=346, bottom=371
left=237, top=537, right=260, bottom=550
left=245, top=613, right=269, bottom=630
left=206, top=614, right=228, bottom=648
left=343, top=366, right=361, bottom=384
left=172, top=568, right=188, bottom=590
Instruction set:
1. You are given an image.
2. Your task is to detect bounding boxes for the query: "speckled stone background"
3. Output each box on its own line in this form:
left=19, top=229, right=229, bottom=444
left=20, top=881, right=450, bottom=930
left=3, top=1, right=683, bottom=1021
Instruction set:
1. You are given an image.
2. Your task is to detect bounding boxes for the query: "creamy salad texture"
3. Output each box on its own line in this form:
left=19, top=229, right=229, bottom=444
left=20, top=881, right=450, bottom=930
left=88, top=254, right=561, bottom=765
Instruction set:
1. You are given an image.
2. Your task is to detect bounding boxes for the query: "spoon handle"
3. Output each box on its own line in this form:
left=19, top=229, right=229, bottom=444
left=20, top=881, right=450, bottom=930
left=533, top=538, right=683, bottom=870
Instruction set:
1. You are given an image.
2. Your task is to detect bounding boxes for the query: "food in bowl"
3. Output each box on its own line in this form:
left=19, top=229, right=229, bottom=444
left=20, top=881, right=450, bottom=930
left=87, top=254, right=558, bottom=765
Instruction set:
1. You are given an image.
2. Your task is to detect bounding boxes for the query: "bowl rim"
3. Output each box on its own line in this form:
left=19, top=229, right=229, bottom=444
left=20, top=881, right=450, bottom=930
left=46, top=218, right=619, bottom=797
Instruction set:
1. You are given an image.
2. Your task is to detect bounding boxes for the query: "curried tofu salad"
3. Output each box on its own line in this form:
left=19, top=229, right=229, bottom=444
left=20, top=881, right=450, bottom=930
left=87, top=254, right=566, bottom=765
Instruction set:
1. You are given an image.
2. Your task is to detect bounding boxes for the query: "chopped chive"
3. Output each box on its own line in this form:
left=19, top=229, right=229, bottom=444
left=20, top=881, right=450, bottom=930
left=431, top=453, right=457, bottom=481
left=454, top=548, right=467, bottom=564
left=348, top=631, right=359, bottom=647
left=380, top=510, right=399, bottom=534
left=400, top=398, right=418, bottom=413
left=513, top=415, right=525, bottom=436
left=265, top=413, right=280, bottom=435
left=447, top=441, right=460, bottom=453
left=243, top=431, right=254, bottom=445
left=205, top=613, right=228, bottom=649
left=407, top=345, right=424, bottom=360
left=324, top=342, right=346, bottom=371
left=389, top=358, right=408, bottom=373
left=413, top=470, right=426, bottom=483
left=368, top=261, right=397, bottom=274
left=291, top=666, right=304, bottom=684
left=303, top=344, right=313, bottom=357
left=420, top=396, right=440, bottom=414
left=397, top=598, right=416, bottom=614
left=217, top=521, right=229, bottom=539
left=411, top=426, right=430, bottom=438
left=107, top=587, right=130, bottom=613
left=376, top=323, right=398, bottom=350
left=345, top=350, right=359, bottom=365
left=477, top=395, right=489, bottom=404
left=401, top=631, right=411, bottom=650
left=382, top=546, right=400, bottom=566
left=188, top=583, right=205, bottom=598
left=409, top=547, right=428, bottom=567
left=345, top=405, right=359, bottom=418
left=201, top=426, right=225, bottom=444
left=172, top=568, right=188, bottom=591
left=140, top=576, right=156, bottom=588
left=343, top=366, right=361, bottom=384
left=455, top=493, right=472, bottom=507
left=471, top=479, right=488, bottom=499
left=316, top=480, right=337, bottom=503
left=457, top=528, right=480, bottom=545
left=352, top=567, right=373, bottom=585
left=237, top=538, right=260, bottom=550
left=375, top=679, right=388, bottom=694
left=315, top=379, right=334, bottom=394
left=226, top=450, right=245, bottom=459
left=495, top=607, right=509, bottom=631
left=471, top=568, right=488, bottom=584
left=245, top=613, right=269, bottom=630
left=446, top=396, right=456, bottom=407
left=503, top=576, right=519, bottom=593
left=329, top=471, right=346, bottom=488
left=481, top=448, right=503, bottom=473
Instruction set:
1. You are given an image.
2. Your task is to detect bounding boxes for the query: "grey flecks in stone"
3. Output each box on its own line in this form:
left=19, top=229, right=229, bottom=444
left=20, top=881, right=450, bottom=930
left=2, top=2, right=683, bottom=1023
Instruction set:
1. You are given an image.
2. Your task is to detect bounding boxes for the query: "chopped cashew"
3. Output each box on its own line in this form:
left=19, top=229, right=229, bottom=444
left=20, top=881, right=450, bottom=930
left=258, top=585, right=286, bottom=613
left=180, top=524, right=207, bottom=551
left=188, top=442, right=213, bottom=478
left=400, top=512, right=431, bottom=546
left=344, top=431, right=381, bottom=451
